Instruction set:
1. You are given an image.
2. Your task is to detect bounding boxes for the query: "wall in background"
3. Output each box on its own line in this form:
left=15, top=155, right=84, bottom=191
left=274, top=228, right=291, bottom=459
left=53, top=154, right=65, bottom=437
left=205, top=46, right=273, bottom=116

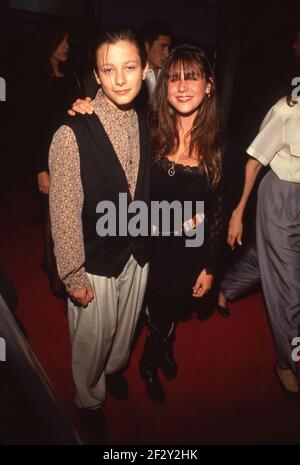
left=101, top=0, right=219, bottom=47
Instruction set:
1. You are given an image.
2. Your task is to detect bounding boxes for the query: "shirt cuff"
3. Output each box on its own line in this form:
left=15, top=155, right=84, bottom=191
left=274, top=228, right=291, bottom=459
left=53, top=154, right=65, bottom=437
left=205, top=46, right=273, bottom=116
left=246, top=146, right=269, bottom=166
left=63, top=268, right=91, bottom=293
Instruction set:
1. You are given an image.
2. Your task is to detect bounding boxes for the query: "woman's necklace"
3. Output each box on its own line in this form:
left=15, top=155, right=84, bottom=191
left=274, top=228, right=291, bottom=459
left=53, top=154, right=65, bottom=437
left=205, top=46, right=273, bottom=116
left=167, top=149, right=198, bottom=177
left=167, top=161, right=176, bottom=177
left=167, top=149, right=188, bottom=177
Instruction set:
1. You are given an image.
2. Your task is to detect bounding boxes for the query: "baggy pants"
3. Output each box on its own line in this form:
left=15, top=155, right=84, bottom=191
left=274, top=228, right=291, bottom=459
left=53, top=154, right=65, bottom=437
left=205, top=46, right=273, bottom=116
left=68, top=255, right=149, bottom=409
left=221, top=170, right=300, bottom=372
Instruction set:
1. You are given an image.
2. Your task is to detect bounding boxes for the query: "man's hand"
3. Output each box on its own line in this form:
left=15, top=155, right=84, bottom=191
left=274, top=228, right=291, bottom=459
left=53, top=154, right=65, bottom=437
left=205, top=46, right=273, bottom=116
left=69, top=284, right=94, bottom=307
left=227, top=209, right=243, bottom=250
left=68, top=97, right=95, bottom=116
left=37, top=171, right=50, bottom=195
left=192, top=269, right=213, bottom=298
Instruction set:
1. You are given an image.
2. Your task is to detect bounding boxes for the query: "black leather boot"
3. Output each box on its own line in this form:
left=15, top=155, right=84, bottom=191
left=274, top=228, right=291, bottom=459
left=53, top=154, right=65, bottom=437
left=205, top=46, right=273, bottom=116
left=140, top=363, right=165, bottom=404
left=139, top=328, right=165, bottom=404
left=143, top=321, right=178, bottom=379
left=159, top=334, right=178, bottom=380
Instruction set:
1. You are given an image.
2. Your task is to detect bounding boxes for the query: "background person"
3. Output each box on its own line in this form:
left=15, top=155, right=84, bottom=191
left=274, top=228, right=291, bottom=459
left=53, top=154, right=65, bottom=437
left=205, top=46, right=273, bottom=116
left=218, top=57, right=300, bottom=401
left=33, top=26, right=83, bottom=297
left=136, top=18, right=172, bottom=107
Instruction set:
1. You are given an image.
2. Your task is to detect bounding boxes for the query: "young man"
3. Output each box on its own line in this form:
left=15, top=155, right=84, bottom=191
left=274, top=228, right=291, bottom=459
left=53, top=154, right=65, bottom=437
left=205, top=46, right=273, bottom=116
left=49, top=28, right=149, bottom=412
left=140, top=18, right=172, bottom=101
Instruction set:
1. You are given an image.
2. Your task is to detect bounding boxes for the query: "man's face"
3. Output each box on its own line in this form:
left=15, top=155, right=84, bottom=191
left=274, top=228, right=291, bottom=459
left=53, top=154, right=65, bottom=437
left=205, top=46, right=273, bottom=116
left=293, top=31, right=300, bottom=57
left=95, top=40, right=147, bottom=108
left=146, top=35, right=171, bottom=71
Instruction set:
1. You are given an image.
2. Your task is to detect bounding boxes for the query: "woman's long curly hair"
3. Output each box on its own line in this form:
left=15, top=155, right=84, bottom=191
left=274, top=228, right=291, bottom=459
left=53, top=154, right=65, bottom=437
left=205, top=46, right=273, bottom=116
left=149, top=44, right=221, bottom=189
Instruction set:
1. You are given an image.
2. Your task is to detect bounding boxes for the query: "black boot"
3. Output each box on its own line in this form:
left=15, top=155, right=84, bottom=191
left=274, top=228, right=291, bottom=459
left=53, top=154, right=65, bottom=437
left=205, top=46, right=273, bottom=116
left=159, top=341, right=178, bottom=380
left=140, top=363, right=165, bottom=404
left=157, top=322, right=178, bottom=380
left=139, top=328, right=165, bottom=404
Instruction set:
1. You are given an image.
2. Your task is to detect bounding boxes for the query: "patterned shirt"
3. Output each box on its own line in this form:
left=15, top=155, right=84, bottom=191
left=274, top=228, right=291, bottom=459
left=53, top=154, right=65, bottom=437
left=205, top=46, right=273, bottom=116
left=49, top=90, right=140, bottom=291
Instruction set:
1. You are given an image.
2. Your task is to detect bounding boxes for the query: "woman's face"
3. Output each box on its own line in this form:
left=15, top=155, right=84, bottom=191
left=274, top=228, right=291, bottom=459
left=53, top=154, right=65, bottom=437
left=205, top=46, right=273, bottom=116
left=167, top=63, right=211, bottom=117
left=52, top=34, right=69, bottom=62
left=95, top=40, right=148, bottom=108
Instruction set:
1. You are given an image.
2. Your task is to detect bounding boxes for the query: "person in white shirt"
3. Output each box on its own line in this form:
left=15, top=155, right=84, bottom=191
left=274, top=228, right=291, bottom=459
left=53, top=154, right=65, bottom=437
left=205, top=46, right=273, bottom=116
left=218, top=58, right=300, bottom=402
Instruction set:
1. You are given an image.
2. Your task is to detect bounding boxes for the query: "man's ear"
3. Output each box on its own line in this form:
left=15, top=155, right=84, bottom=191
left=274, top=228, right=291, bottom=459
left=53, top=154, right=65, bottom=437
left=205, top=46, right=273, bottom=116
left=142, top=62, right=149, bottom=80
left=93, top=69, right=101, bottom=86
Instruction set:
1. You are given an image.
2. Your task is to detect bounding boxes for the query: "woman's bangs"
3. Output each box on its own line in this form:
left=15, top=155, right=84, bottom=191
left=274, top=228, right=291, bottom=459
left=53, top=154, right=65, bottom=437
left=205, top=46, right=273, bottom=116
left=168, top=57, right=204, bottom=81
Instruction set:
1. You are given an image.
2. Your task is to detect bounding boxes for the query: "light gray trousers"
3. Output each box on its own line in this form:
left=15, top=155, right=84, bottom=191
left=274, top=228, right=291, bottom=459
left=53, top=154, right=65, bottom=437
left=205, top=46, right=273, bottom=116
left=68, top=256, right=149, bottom=410
left=221, top=170, right=300, bottom=372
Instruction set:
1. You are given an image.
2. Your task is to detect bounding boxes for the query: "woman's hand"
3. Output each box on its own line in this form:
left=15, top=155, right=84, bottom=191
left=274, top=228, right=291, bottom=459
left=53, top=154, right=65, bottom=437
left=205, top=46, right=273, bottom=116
left=227, top=209, right=243, bottom=250
left=226, top=159, right=262, bottom=250
left=67, top=97, right=95, bottom=116
left=37, top=171, right=50, bottom=195
left=69, top=284, right=94, bottom=307
left=192, top=269, right=213, bottom=298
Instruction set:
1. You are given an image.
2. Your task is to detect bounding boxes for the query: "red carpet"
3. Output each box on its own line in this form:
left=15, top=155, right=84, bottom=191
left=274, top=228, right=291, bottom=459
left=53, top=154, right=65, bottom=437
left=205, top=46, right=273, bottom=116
left=1, top=178, right=300, bottom=445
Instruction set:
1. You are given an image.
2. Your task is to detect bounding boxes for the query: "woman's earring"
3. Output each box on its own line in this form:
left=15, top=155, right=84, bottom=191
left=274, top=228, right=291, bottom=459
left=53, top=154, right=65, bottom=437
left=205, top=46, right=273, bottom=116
left=206, top=92, right=211, bottom=98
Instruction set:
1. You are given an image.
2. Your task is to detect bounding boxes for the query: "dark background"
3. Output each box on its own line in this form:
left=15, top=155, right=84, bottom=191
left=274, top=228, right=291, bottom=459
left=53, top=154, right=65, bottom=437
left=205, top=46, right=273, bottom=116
left=1, top=0, right=299, bottom=134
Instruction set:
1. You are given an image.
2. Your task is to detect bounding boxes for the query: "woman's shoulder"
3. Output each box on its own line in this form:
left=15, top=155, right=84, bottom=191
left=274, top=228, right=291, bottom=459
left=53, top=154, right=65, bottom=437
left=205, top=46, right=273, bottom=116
left=271, top=96, right=299, bottom=116
left=257, top=97, right=299, bottom=129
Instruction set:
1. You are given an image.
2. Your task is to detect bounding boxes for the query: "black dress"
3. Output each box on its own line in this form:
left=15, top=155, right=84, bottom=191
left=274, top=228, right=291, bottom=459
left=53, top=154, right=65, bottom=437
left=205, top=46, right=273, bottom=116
left=147, top=158, right=224, bottom=331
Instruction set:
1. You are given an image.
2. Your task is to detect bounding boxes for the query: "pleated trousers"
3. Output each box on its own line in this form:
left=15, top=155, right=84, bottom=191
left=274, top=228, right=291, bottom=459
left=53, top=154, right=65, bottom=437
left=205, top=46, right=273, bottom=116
left=221, top=170, right=300, bottom=372
left=68, top=255, right=149, bottom=409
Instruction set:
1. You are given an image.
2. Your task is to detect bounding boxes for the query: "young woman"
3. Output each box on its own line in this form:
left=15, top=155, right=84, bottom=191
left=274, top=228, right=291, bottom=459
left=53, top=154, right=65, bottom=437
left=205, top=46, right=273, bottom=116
left=139, top=45, right=224, bottom=402
left=49, top=28, right=149, bottom=411
left=69, top=44, right=224, bottom=404
left=217, top=57, right=300, bottom=402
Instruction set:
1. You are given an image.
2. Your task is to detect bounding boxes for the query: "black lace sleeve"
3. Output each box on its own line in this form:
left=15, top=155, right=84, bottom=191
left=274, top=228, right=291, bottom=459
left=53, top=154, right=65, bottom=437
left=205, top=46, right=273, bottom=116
left=202, top=183, right=226, bottom=275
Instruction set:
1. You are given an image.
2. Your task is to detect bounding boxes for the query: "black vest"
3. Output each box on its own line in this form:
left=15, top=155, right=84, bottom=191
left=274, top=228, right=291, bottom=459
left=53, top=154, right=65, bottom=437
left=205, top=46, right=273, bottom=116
left=64, top=110, right=150, bottom=278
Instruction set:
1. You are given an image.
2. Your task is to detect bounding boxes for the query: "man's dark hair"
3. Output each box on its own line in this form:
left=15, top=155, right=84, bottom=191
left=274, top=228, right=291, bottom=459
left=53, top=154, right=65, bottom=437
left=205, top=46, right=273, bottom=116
left=140, top=18, right=172, bottom=46
left=92, top=26, right=147, bottom=73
